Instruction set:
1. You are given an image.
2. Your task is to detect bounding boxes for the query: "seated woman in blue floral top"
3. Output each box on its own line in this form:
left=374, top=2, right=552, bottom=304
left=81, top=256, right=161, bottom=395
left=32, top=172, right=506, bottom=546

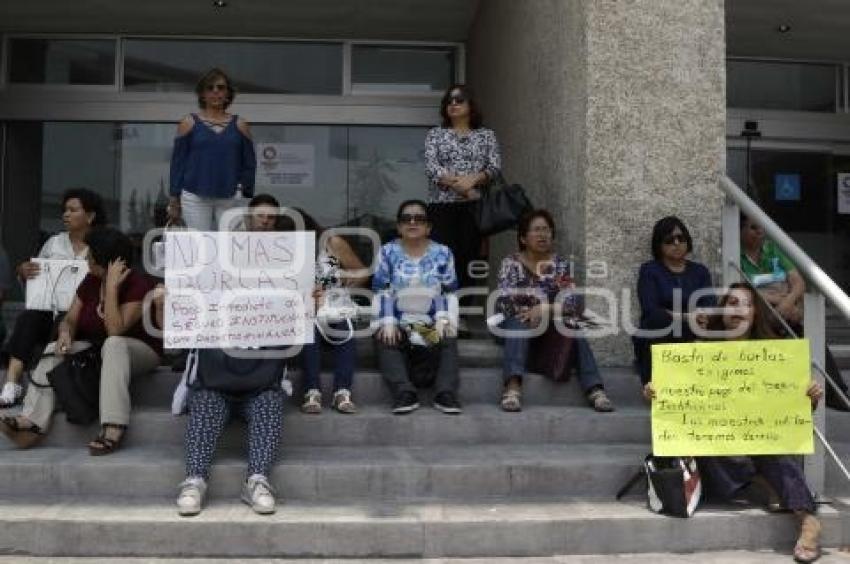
left=496, top=210, right=614, bottom=413
left=372, top=200, right=461, bottom=415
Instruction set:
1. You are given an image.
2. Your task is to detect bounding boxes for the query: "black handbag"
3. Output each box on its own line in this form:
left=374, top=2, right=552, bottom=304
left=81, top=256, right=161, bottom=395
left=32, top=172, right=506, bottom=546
left=42, top=345, right=102, bottom=425
left=616, top=455, right=702, bottom=518
left=190, top=348, right=287, bottom=396
left=475, top=175, right=533, bottom=236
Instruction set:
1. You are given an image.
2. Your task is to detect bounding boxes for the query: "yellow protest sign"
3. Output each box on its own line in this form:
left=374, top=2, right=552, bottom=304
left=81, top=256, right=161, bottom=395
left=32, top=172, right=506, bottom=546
left=651, top=339, right=813, bottom=456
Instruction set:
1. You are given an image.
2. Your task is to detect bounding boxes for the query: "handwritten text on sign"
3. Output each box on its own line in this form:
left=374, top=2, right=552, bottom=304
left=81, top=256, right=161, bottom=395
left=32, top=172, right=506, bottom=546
left=164, top=231, right=315, bottom=348
left=651, top=340, right=813, bottom=456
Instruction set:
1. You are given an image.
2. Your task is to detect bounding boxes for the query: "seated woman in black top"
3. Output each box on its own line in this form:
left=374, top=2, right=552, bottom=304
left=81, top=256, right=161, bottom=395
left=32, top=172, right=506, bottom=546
left=634, top=216, right=715, bottom=392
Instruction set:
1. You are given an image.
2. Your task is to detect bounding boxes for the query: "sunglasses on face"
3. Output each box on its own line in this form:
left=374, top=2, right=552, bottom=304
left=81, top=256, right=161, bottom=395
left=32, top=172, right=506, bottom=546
left=448, top=95, right=467, bottom=105
left=398, top=213, right=428, bottom=225
left=205, top=83, right=228, bottom=92
left=663, top=234, right=687, bottom=245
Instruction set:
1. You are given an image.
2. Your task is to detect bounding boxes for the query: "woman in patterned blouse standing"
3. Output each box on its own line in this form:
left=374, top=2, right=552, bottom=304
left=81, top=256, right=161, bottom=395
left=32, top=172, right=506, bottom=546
left=424, top=84, right=501, bottom=331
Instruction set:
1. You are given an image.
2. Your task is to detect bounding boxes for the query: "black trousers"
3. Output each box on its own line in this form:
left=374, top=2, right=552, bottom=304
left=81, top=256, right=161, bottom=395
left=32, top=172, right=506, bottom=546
left=6, top=310, right=58, bottom=367
left=428, top=201, right=481, bottom=291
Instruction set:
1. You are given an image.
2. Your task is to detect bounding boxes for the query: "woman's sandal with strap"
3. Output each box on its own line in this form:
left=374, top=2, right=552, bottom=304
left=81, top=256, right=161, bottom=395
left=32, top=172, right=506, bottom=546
left=0, top=416, right=44, bottom=449
left=88, top=424, right=126, bottom=456
left=794, top=515, right=822, bottom=563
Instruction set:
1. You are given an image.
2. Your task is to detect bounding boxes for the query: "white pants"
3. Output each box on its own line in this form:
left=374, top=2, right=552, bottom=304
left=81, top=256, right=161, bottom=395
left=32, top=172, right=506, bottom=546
left=22, top=336, right=160, bottom=432
left=180, top=190, right=243, bottom=231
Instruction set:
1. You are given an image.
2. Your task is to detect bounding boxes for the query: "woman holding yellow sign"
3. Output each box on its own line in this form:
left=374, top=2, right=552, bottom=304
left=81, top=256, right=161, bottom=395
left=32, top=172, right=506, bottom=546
left=644, top=282, right=824, bottom=563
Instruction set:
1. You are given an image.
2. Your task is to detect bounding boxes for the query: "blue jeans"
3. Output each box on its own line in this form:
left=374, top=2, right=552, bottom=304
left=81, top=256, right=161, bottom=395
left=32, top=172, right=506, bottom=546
left=300, top=325, right=356, bottom=391
left=501, top=317, right=604, bottom=393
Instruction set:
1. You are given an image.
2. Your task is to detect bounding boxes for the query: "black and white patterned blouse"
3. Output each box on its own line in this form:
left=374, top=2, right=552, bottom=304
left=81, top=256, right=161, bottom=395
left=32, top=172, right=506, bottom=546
left=424, top=126, right=502, bottom=203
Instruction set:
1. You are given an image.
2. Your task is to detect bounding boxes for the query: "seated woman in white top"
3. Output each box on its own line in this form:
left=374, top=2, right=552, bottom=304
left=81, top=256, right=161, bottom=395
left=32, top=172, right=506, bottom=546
left=1, top=188, right=106, bottom=407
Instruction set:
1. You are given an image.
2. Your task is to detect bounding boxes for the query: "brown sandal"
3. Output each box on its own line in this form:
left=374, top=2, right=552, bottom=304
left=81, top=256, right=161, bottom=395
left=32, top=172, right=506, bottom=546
left=88, top=424, right=126, bottom=456
left=794, top=514, right=822, bottom=563
left=0, top=416, right=44, bottom=449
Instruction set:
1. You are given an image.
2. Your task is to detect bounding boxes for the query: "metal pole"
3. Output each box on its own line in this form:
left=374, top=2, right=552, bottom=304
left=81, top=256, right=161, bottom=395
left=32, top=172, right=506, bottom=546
left=804, top=293, right=826, bottom=497
left=721, top=199, right=741, bottom=288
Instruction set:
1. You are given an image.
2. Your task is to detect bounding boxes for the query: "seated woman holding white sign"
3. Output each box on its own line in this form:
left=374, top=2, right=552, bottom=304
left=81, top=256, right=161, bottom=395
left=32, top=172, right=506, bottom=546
left=1, top=188, right=106, bottom=407
left=0, top=227, right=161, bottom=455
left=644, top=282, right=824, bottom=563
left=373, top=200, right=461, bottom=415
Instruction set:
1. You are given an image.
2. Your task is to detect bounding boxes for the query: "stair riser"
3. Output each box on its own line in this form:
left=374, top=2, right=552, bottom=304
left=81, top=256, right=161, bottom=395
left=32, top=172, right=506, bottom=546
left=0, top=512, right=838, bottom=558
left=128, top=369, right=644, bottom=408
left=42, top=411, right=651, bottom=448
left=0, top=460, right=643, bottom=501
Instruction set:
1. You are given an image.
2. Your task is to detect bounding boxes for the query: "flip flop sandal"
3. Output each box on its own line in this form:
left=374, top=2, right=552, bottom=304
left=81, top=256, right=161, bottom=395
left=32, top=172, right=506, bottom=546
left=500, top=389, right=522, bottom=412
left=88, top=424, right=126, bottom=456
left=0, top=416, right=44, bottom=449
left=793, top=540, right=821, bottom=563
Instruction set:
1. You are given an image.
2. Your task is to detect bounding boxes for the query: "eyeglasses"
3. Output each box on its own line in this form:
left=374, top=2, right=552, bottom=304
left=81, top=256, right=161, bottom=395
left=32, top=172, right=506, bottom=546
left=662, top=234, right=687, bottom=245
left=205, top=83, right=228, bottom=92
left=448, top=95, right=467, bottom=105
left=399, top=213, right=428, bottom=224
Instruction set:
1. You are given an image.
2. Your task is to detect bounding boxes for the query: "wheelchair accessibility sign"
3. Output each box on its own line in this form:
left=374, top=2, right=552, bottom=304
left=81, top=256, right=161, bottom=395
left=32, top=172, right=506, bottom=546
left=774, top=173, right=801, bottom=201
left=839, top=173, right=850, bottom=214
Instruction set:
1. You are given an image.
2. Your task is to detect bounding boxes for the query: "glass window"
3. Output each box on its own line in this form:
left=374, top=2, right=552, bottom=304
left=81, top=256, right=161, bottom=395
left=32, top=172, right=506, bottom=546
left=727, top=60, right=838, bottom=112
left=8, top=38, right=116, bottom=85
left=352, top=45, right=455, bottom=94
left=123, top=39, right=343, bottom=94
left=1, top=120, right=429, bottom=283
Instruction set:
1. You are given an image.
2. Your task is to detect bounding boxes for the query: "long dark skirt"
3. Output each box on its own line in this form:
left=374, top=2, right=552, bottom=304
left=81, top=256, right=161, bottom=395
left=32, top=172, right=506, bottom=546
left=698, top=455, right=815, bottom=513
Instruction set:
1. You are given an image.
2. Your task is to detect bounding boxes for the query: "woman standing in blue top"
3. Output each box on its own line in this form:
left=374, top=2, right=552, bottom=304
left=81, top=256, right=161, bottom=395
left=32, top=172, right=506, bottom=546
left=634, top=216, right=715, bottom=390
left=168, top=68, right=256, bottom=231
left=372, top=200, right=461, bottom=415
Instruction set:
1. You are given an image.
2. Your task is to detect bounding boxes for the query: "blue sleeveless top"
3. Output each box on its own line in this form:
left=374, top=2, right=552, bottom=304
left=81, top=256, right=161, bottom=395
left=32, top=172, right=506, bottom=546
left=169, top=114, right=256, bottom=199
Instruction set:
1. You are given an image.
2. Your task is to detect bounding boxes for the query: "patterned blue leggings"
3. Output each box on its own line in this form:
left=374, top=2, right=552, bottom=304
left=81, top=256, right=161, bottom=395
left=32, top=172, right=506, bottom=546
left=184, top=388, right=284, bottom=480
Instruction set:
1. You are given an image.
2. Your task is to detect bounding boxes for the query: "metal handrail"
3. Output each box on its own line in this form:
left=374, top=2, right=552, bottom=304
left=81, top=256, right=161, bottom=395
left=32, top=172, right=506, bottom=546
left=719, top=174, right=850, bottom=492
left=728, top=261, right=850, bottom=411
left=720, top=175, right=850, bottom=321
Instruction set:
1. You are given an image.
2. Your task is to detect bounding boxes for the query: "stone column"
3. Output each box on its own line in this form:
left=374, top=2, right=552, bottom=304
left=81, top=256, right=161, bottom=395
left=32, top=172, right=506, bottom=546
left=468, top=0, right=726, bottom=364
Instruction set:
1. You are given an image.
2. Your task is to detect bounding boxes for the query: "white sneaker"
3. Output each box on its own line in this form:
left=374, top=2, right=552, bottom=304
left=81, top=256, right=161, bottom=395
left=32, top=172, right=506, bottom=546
left=0, top=382, right=22, bottom=407
left=241, top=474, right=276, bottom=514
left=176, top=477, right=207, bottom=516
left=300, top=388, right=322, bottom=414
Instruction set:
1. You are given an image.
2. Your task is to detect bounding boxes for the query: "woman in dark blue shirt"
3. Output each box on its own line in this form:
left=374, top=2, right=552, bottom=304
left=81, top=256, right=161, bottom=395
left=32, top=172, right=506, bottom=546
left=168, top=68, right=256, bottom=231
left=634, top=216, right=715, bottom=389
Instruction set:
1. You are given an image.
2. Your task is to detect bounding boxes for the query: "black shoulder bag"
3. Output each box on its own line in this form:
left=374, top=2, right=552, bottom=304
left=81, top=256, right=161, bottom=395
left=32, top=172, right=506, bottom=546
left=475, top=174, right=533, bottom=236
left=37, top=344, right=103, bottom=425
left=191, top=348, right=287, bottom=396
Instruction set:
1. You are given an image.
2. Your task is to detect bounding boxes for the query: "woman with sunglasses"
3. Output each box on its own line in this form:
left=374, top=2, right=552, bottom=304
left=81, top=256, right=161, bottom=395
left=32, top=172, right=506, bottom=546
left=372, top=200, right=461, bottom=415
left=740, top=214, right=849, bottom=409
left=643, top=282, right=823, bottom=563
left=424, top=84, right=501, bottom=324
left=496, top=210, right=614, bottom=412
left=634, top=216, right=715, bottom=393
left=168, top=67, right=256, bottom=231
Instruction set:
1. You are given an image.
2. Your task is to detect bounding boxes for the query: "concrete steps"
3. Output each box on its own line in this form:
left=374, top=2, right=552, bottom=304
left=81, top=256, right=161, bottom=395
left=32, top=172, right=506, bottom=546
left=127, top=366, right=645, bottom=409
left=1, top=333, right=848, bottom=557
left=0, top=497, right=840, bottom=558
left=0, top=442, right=649, bottom=501
left=39, top=405, right=651, bottom=448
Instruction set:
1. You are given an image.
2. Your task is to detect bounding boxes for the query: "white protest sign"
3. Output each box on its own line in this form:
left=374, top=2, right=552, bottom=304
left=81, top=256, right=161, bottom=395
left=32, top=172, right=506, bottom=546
left=164, top=231, right=315, bottom=349
left=257, top=143, right=315, bottom=188
left=25, top=258, right=89, bottom=312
